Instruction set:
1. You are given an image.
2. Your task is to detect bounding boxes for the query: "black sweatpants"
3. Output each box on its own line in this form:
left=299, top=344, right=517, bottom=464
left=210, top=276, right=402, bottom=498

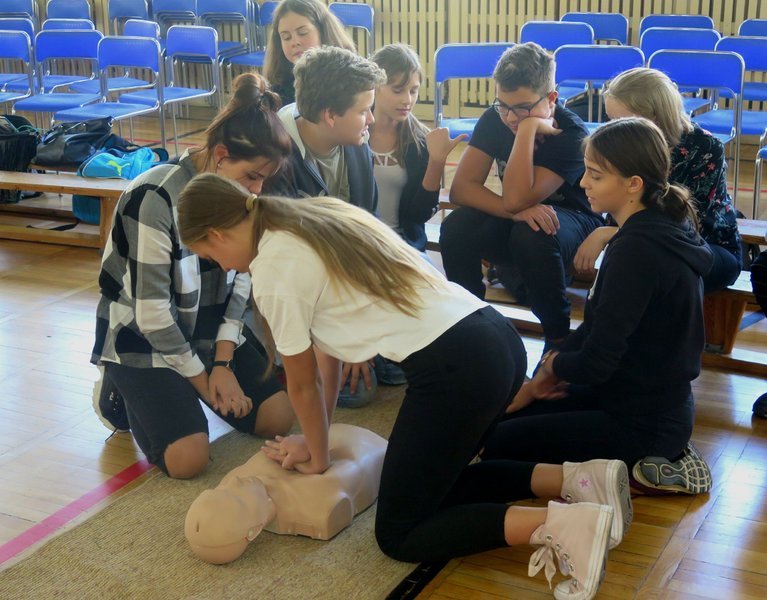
left=440, top=206, right=602, bottom=340
left=374, top=307, right=535, bottom=563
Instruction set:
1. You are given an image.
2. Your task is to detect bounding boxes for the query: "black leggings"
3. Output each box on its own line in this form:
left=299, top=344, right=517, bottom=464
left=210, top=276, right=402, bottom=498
left=374, top=307, right=534, bottom=563
left=481, top=387, right=694, bottom=467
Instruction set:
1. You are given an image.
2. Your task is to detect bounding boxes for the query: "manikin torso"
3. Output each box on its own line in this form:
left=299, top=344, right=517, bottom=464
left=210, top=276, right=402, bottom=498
left=185, top=424, right=387, bottom=564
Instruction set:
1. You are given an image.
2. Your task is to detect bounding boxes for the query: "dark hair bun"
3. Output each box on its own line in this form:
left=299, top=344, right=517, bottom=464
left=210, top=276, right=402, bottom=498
left=231, top=73, right=282, bottom=112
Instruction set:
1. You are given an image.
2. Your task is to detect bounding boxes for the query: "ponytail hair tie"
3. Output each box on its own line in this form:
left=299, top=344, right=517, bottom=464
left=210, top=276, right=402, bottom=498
left=246, top=194, right=257, bottom=212
left=661, top=183, right=671, bottom=198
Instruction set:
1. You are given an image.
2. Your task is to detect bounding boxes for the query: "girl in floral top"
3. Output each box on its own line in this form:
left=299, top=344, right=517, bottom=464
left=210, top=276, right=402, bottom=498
left=574, top=67, right=741, bottom=292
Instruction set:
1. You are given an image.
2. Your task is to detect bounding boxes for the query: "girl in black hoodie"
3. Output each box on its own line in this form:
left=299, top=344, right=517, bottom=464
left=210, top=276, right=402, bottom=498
left=482, top=118, right=714, bottom=492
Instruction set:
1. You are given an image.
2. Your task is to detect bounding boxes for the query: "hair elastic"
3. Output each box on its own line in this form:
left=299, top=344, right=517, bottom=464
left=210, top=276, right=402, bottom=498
left=246, top=194, right=257, bottom=212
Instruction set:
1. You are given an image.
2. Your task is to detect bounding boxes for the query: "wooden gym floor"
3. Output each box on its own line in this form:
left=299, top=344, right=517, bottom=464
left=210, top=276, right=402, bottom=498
left=0, top=109, right=765, bottom=599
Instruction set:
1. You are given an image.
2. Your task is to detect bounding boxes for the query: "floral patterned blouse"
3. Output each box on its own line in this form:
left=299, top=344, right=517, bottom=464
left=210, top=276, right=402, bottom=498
left=670, top=124, right=741, bottom=257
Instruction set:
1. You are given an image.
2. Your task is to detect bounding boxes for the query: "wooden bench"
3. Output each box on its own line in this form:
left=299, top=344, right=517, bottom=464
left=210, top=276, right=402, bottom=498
left=0, top=171, right=128, bottom=249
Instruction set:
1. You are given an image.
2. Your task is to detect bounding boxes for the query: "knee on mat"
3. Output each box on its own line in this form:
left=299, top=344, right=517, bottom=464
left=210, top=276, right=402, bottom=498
left=253, top=391, right=295, bottom=439
left=164, top=433, right=210, bottom=479
left=438, top=210, right=466, bottom=251
left=509, top=222, right=557, bottom=254
left=375, top=523, right=417, bottom=563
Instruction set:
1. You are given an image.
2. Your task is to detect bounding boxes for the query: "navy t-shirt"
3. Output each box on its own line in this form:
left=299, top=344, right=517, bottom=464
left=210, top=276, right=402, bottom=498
left=469, top=104, right=594, bottom=215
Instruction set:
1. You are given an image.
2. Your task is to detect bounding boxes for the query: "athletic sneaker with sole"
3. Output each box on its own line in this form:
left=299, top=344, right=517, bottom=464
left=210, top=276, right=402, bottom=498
left=562, top=459, right=632, bottom=549
left=632, top=441, right=712, bottom=494
left=528, top=501, right=613, bottom=600
left=92, top=367, right=130, bottom=433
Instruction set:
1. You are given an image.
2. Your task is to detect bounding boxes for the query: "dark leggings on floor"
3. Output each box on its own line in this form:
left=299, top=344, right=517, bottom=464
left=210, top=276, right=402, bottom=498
left=374, top=307, right=535, bottom=563
left=480, top=386, right=694, bottom=468
left=106, top=337, right=283, bottom=474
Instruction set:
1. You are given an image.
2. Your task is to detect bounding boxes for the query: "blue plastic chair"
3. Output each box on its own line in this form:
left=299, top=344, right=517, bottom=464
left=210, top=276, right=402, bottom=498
left=554, top=45, right=645, bottom=126
left=13, top=29, right=103, bottom=124
left=329, top=2, right=375, bottom=53
left=0, top=17, right=35, bottom=38
left=121, top=25, right=219, bottom=154
left=519, top=21, right=594, bottom=51
left=152, top=0, right=197, bottom=34
left=46, top=0, right=91, bottom=21
left=42, top=18, right=95, bottom=30
left=0, top=0, right=37, bottom=25
left=716, top=36, right=767, bottom=102
left=54, top=36, right=166, bottom=145
left=122, top=18, right=161, bottom=39
left=224, top=1, right=276, bottom=77
left=197, top=0, right=249, bottom=57
left=108, top=0, right=149, bottom=35
left=739, top=19, right=767, bottom=37
left=561, top=12, right=628, bottom=45
left=433, top=42, right=514, bottom=141
left=640, top=27, right=721, bottom=114
left=639, top=14, right=716, bottom=37
left=0, top=31, right=34, bottom=109
left=754, top=144, right=767, bottom=219
left=648, top=49, right=745, bottom=195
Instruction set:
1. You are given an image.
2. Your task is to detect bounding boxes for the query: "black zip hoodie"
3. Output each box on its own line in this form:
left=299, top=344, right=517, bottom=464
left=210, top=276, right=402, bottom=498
left=553, top=207, right=714, bottom=416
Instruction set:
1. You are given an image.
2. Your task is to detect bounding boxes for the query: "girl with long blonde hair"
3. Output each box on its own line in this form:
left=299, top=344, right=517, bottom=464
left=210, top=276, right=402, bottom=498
left=177, top=173, right=633, bottom=600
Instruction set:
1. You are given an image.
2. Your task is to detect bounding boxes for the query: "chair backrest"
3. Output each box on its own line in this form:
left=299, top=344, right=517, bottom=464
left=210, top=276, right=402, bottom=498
left=42, top=18, right=95, bottom=30
left=739, top=19, right=767, bottom=37
left=34, top=28, right=102, bottom=62
left=640, top=27, right=720, bottom=60
left=0, top=0, right=36, bottom=19
left=519, top=21, right=594, bottom=51
left=648, top=49, right=744, bottom=98
left=639, top=14, right=715, bottom=37
left=165, top=24, right=216, bottom=60
left=434, top=42, right=513, bottom=84
left=152, top=0, right=197, bottom=19
left=259, top=0, right=278, bottom=26
left=46, top=0, right=91, bottom=21
left=98, top=35, right=161, bottom=72
left=0, top=29, right=32, bottom=62
left=108, top=0, right=149, bottom=34
left=716, top=36, right=767, bottom=72
left=0, top=17, right=35, bottom=38
left=561, top=12, right=628, bottom=45
left=123, top=18, right=160, bottom=39
left=328, top=2, right=374, bottom=51
left=197, top=0, right=247, bottom=19
left=554, top=45, right=645, bottom=84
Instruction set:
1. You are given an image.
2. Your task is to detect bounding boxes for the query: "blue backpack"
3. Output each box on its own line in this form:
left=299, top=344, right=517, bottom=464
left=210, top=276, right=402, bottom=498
left=72, top=146, right=169, bottom=224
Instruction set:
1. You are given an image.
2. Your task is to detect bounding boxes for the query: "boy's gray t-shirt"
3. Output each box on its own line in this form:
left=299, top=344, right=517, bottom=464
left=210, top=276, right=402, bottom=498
left=306, top=144, right=350, bottom=202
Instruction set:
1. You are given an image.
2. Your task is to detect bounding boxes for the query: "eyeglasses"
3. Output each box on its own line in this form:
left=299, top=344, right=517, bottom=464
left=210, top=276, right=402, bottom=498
left=492, top=94, right=548, bottom=118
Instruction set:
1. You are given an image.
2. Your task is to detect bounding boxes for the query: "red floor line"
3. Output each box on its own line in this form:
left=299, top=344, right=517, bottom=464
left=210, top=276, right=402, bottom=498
left=0, top=458, right=154, bottom=566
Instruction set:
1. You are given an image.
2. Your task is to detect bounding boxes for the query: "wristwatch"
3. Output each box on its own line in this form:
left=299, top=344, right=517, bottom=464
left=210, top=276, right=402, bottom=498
left=212, top=359, right=234, bottom=371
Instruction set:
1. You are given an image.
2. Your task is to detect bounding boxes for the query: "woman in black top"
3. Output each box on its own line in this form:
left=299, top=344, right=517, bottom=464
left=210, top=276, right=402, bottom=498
left=482, top=118, right=714, bottom=489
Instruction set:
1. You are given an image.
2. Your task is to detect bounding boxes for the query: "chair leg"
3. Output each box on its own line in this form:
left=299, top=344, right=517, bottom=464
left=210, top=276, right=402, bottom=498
left=171, top=105, right=179, bottom=157
left=158, top=106, right=167, bottom=151
left=128, top=118, right=135, bottom=143
left=755, top=152, right=763, bottom=220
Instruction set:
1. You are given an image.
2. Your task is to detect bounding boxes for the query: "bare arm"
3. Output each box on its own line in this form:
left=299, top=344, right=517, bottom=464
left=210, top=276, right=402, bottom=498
left=313, top=345, right=342, bottom=423
left=501, top=117, right=566, bottom=213
left=280, top=346, right=331, bottom=474
left=449, top=146, right=517, bottom=218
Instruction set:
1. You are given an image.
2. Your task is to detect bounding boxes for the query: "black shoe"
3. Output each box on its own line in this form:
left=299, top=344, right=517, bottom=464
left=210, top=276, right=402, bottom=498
left=92, top=369, right=130, bottom=432
left=753, top=393, right=767, bottom=419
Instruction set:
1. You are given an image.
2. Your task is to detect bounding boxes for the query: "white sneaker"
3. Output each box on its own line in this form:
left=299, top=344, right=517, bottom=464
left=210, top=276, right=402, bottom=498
left=528, top=501, right=613, bottom=600
left=562, top=459, right=632, bottom=549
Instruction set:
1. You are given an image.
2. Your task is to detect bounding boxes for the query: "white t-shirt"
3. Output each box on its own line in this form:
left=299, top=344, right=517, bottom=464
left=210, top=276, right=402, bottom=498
left=250, top=230, right=487, bottom=363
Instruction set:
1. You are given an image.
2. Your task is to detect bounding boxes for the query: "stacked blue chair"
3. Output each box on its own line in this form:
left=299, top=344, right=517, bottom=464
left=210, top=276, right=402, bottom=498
left=54, top=36, right=166, bottom=146
left=0, top=0, right=37, bottom=28
left=42, top=18, right=95, bottom=29
left=329, top=2, right=375, bottom=54
left=0, top=31, right=35, bottom=110
left=519, top=21, right=594, bottom=102
left=197, top=0, right=250, bottom=63
left=107, top=0, right=149, bottom=35
left=648, top=49, right=745, bottom=195
left=554, top=45, right=645, bottom=130
left=433, top=42, right=514, bottom=141
left=120, top=25, right=220, bottom=154
left=561, top=12, right=628, bottom=45
left=739, top=19, right=767, bottom=37
left=0, top=17, right=35, bottom=90
left=152, top=0, right=197, bottom=34
left=640, top=27, right=721, bottom=114
left=224, top=1, right=277, bottom=79
left=46, top=0, right=91, bottom=21
left=122, top=18, right=161, bottom=39
left=13, top=29, right=103, bottom=125
left=639, top=14, right=715, bottom=37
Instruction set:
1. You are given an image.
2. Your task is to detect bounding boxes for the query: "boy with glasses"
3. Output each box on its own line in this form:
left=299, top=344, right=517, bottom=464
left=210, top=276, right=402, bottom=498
left=440, top=42, right=603, bottom=354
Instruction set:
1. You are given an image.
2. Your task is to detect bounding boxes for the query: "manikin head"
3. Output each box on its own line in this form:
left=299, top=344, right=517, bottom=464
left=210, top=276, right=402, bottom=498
left=185, top=476, right=277, bottom=564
